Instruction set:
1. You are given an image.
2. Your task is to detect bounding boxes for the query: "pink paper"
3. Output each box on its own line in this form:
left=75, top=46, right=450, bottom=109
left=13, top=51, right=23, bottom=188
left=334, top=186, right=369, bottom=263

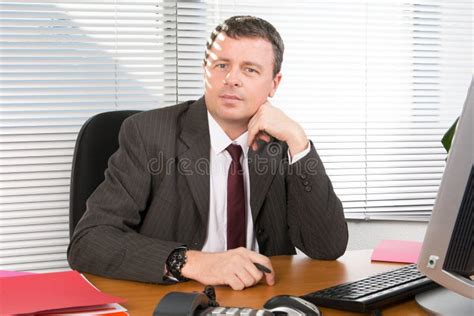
left=0, top=270, right=125, bottom=315
left=0, top=270, right=32, bottom=278
left=371, top=239, right=423, bottom=264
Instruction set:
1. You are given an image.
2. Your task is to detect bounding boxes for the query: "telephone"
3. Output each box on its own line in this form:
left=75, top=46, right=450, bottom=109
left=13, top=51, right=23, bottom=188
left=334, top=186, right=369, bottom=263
left=153, top=286, right=321, bottom=315
left=153, top=291, right=271, bottom=315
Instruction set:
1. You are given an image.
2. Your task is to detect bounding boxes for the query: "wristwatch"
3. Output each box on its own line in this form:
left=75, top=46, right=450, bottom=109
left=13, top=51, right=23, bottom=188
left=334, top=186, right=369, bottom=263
left=166, top=247, right=189, bottom=281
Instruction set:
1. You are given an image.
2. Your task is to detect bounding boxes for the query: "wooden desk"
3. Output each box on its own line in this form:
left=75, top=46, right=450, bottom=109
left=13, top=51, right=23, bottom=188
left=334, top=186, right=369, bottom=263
left=85, top=249, right=428, bottom=315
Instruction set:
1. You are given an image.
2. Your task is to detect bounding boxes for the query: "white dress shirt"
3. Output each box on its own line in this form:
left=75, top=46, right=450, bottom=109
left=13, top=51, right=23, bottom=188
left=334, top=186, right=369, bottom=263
left=201, top=112, right=310, bottom=252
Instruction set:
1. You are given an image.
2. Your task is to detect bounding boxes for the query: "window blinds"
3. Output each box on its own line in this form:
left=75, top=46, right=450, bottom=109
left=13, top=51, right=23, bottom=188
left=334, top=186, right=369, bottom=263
left=0, top=0, right=179, bottom=272
left=177, top=0, right=472, bottom=220
left=1, top=0, right=472, bottom=272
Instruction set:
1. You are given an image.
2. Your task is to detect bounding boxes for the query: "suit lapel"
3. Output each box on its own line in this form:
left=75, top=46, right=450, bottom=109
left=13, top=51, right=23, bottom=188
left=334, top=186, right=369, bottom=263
left=177, top=98, right=285, bottom=225
left=248, top=140, right=284, bottom=223
left=177, top=97, right=211, bottom=223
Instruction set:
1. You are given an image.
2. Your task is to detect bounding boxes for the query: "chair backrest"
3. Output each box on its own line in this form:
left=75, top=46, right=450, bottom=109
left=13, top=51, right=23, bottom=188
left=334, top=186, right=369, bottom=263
left=69, top=110, right=141, bottom=238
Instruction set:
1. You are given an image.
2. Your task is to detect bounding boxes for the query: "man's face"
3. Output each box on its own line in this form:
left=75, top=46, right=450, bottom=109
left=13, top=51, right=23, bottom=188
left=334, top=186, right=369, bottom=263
left=204, top=33, right=282, bottom=131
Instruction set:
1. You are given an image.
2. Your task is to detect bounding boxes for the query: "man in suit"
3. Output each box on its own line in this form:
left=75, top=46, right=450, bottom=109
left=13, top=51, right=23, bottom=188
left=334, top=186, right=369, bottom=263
left=68, top=16, right=348, bottom=290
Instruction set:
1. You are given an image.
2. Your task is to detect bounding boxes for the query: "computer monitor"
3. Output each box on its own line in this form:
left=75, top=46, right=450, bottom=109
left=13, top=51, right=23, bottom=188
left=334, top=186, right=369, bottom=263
left=416, top=77, right=473, bottom=315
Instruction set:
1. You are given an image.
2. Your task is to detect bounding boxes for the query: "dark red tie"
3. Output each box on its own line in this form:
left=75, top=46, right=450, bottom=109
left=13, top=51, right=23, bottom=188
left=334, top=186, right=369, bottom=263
left=226, top=144, right=246, bottom=249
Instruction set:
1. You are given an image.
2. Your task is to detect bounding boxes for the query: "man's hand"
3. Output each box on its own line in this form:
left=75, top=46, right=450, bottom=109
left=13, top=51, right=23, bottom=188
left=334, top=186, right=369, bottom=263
left=247, top=101, right=308, bottom=157
left=181, top=247, right=275, bottom=290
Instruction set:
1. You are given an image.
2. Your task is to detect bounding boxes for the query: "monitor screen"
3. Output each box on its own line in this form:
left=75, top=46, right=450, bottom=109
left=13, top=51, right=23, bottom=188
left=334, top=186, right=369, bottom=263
left=416, top=77, right=473, bottom=314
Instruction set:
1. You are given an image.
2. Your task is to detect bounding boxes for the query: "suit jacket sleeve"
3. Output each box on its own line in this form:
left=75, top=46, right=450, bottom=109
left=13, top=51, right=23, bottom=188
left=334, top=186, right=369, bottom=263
left=67, top=116, right=183, bottom=284
left=286, top=141, right=349, bottom=259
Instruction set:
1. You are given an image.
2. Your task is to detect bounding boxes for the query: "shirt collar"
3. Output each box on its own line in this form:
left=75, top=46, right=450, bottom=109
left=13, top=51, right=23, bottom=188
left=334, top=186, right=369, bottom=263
left=207, top=111, right=249, bottom=158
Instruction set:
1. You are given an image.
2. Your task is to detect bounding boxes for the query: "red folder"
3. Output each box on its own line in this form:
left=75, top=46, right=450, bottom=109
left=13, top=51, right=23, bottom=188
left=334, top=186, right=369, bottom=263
left=0, top=270, right=125, bottom=315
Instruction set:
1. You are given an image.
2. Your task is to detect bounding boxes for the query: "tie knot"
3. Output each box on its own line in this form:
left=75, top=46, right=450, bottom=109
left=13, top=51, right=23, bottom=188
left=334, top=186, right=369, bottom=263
left=226, top=144, right=242, bottom=162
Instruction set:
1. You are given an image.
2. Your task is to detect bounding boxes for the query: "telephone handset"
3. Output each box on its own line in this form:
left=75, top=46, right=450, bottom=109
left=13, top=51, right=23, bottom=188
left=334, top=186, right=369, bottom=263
left=153, top=291, right=272, bottom=315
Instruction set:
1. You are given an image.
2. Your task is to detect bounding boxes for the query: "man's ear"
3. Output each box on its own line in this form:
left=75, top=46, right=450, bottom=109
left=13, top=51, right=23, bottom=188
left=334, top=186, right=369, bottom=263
left=203, top=60, right=212, bottom=83
left=202, top=60, right=208, bottom=78
left=269, top=73, right=282, bottom=98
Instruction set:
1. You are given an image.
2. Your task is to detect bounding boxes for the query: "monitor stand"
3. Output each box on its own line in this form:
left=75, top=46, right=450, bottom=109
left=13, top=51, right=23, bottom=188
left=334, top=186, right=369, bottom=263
left=415, top=287, right=474, bottom=315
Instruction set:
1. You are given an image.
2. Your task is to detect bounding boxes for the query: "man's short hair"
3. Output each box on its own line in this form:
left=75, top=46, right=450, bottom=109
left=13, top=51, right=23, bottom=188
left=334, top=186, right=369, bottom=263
left=204, top=16, right=284, bottom=77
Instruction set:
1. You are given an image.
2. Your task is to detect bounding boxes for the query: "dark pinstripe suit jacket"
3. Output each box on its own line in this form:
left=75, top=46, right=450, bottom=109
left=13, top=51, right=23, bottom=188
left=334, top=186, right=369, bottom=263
left=67, top=97, right=348, bottom=284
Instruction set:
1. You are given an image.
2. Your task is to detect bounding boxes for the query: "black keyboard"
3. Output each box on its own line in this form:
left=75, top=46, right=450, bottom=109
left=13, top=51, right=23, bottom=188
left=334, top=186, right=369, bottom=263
left=301, top=264, right=438, bottom=313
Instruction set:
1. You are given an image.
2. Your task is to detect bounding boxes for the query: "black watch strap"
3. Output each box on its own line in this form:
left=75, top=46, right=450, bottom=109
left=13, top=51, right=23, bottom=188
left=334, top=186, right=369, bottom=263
left=166, top=247, right=189, bottom=281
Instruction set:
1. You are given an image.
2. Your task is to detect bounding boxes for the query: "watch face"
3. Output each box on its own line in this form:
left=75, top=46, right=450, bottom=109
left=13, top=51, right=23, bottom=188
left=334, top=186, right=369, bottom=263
left=167, top=248, right=188, bottom=280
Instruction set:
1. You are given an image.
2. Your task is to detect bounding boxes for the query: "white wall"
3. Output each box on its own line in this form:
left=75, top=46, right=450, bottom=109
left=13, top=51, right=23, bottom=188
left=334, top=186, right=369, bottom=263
left=346, top=220, right=428, bottom=250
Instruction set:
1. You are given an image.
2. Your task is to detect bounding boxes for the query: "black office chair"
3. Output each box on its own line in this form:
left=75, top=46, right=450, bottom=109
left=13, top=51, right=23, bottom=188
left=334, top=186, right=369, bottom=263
left=69, top=110, right=142, bottom=238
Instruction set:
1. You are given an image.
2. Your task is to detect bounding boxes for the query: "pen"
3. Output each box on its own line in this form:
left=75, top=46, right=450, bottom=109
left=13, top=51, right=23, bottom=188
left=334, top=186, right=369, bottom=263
left=254, top=262, right=272, bottom=274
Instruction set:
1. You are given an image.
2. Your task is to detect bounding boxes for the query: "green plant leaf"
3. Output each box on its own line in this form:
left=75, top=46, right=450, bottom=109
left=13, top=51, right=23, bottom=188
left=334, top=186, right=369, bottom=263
left=441, top=117, right=459, bottom=153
